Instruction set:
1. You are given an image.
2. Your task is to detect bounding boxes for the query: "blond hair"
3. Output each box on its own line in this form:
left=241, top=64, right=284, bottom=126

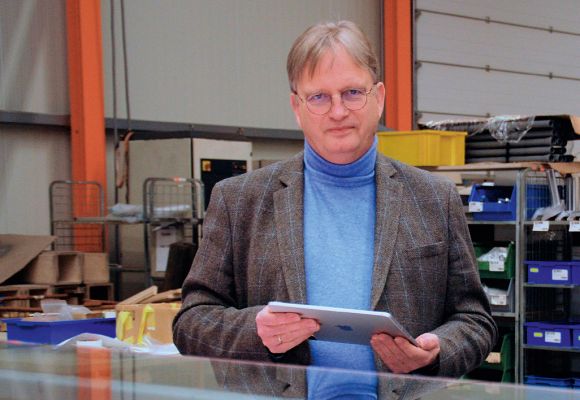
left=286, top=20, right=379, bottom=92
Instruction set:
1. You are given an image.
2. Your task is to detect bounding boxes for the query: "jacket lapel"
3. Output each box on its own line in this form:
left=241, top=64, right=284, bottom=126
left=371, top=156, right=403, bottom=309
left=273, top=153, right=307, bottom=304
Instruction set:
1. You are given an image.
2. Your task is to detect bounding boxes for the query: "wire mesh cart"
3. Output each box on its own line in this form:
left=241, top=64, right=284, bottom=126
left=49, top=180, right=106, bottom=252
left=142, top=177, right=204, bottom=286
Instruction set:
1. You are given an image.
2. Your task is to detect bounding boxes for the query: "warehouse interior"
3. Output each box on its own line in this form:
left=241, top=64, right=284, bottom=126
left=1, top=0, right=580, bottom=396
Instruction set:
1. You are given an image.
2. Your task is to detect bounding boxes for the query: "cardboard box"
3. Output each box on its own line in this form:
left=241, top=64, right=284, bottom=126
left=82, top=252, right=109, bottom=283
left=0, top=235, right=56, bottom=284
left=116, top=302, right=181, bottom=345
left=24, top=251, right=82, bottom=284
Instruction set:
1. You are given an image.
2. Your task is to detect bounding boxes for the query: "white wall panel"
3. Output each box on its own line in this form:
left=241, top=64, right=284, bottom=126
left=415, top=0, right=580, bottom=124
left=252, top=140, right=304, bottom=162
left=119, top=138, right=192, bottom=270
left=0, top=126, right=70, bottom=235
left=417, top=63, right=580, bottom=118
left=129, top=139, right=192, bottom=204
left=417, top=0, right=580, bottom=32
left=0, top=0, right=379, bottom=244
left=101, top=0, right=381, bottom=130
left=0, top=0, right=69, bottom=114
left=416, top=12, right=580, bottom=77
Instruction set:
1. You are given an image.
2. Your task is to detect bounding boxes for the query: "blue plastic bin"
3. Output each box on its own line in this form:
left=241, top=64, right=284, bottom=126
left=4, top=318, right=116, bottom=344
left=571, top=261, right=580, bottom=285
left=526, top=261, right=572, bottom=284
left=573, top=328, right=580, bottom=349
left=525, top=375, right=572, bottom=388
left=469, top=185, right=516, bottom=221
left=468, top=184, right=549, bottom=221
left=525, top=321, right=576, bottom=348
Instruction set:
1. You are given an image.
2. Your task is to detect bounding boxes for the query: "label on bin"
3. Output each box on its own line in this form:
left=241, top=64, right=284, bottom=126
left=533, top=221, right=549, bottom=232
left=490, top=294, right=507, bottom=306
left=469, top=201, right=483, bottom=212
left=468, top=202, right=483, bottom=212
left=570, top=221, right=580, bottom=232
left=533, top=332, right=543, bottom=338
left=489, top=261, right=505, bottom=272
left=552, top=269, right=568, bottom=281
left=530, top=267, right=539, bottom=273
left=545, top=331, right=561, bottom=344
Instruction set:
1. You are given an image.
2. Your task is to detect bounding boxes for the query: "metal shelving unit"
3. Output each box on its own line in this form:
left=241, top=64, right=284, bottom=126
left=519, top=168, right=580, bottom=385
left=142, top=177, right=204, bottom=287
left=435, top=163, right=528, bottom=383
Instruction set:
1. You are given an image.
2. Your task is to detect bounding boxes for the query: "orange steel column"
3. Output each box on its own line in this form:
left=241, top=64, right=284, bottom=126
left=384, top=0, right=413, bottom=131
left=77, top=347, right=112, bottom=400
left=66, top=0, right=107, bottom=251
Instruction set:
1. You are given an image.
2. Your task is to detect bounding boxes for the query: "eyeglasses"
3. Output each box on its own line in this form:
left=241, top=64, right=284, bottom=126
left=294, top=84, right=376, bottom=115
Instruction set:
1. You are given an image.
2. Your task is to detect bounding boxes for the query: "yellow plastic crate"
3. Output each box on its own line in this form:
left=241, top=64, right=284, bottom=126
left=377, top=130, right=466, bottom=166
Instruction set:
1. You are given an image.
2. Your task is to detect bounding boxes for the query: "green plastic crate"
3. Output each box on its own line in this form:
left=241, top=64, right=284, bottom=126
left=481, top=333, right=514, bottom=373
left=474, top=242, right=515, bottom=279
left=464, top=332, right=514, bottom=383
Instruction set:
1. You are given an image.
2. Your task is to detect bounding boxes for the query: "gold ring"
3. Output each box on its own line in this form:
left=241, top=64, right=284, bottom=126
left=277, top=335, right=283, bottom=345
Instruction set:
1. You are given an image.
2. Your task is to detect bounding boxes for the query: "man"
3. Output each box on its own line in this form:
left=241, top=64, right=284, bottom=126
left=174, top=20, right=496, bottom=397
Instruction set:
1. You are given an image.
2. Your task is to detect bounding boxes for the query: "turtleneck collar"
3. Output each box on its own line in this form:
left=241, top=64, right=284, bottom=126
left=304, top=137, right=377, bottom=180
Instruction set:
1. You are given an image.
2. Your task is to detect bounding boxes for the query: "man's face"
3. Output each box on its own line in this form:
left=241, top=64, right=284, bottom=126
left=290, top=46, right=385, bottom=164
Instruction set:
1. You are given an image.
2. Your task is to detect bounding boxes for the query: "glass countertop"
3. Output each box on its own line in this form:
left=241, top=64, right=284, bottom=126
left=0, top=341, right=577, bottom=400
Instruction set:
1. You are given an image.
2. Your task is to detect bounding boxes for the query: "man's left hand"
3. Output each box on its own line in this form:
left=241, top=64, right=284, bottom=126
left=370, top=332, right=440, bottom=374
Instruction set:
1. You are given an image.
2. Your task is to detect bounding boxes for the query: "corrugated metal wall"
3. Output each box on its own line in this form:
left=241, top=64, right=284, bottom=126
left=415, top=0, right=580, bottom=123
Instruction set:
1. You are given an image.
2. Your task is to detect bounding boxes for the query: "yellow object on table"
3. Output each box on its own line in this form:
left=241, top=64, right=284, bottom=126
left=116, top=302, right=181, bottom=345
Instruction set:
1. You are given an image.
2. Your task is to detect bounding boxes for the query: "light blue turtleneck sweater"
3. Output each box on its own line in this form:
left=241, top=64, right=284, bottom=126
left=304, top=138, right=378, bottom=399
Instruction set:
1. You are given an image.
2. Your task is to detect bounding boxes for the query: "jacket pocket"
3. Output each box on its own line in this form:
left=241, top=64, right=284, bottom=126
left=407, top=241, right=446, bottom=259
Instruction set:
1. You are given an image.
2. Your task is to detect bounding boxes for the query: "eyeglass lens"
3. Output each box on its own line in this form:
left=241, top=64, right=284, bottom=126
left=304, top=87, right=372, bottom=115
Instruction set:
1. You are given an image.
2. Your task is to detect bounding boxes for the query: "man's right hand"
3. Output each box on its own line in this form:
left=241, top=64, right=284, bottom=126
left=256, top=305, right=320, bottom=353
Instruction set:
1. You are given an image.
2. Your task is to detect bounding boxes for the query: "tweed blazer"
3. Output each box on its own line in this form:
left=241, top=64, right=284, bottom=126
left=173, top=151, right=497, bottom=393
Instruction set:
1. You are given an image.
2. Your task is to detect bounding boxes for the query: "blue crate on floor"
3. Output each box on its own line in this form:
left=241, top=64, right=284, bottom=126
left=525, top=375, right=572, bottom=388
left=4, top=318, right=116, bottom=345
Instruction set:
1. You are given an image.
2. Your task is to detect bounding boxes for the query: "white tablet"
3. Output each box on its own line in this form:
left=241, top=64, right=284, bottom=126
left=267, top=301, right=418, bottom=346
